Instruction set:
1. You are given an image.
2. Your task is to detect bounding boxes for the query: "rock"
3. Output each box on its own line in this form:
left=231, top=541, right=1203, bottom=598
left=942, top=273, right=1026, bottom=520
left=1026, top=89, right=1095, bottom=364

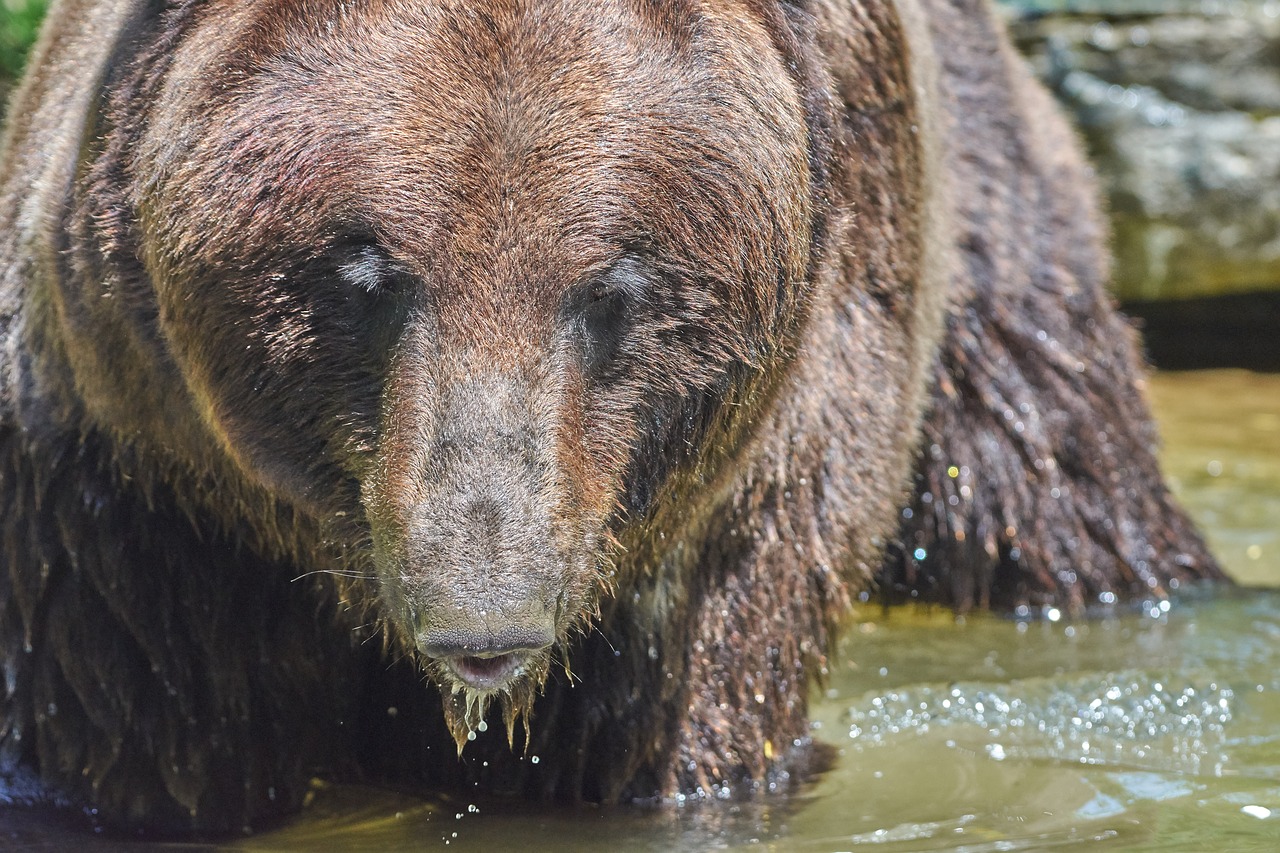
left=1004, top=0, right=1280, bottom=303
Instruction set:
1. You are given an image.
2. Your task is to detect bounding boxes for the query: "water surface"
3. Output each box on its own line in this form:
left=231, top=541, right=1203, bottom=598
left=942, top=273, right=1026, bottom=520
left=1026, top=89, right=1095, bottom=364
left=2, top=370, right=1277, bottom=851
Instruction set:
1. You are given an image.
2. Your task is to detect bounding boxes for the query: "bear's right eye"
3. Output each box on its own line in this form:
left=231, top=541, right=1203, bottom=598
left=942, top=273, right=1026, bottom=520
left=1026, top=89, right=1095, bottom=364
left=571, top=255, right=650, bottom=376
left=337, top=243, right=406, bottom=297
left=323, top=241, right=413, bottom=355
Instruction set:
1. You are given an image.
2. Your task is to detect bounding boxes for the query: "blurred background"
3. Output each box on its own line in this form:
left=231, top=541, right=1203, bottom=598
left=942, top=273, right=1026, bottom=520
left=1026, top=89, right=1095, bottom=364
left=0, top=0, right=40, bottom=87
left=1008, top=0, right=1280, bottom=372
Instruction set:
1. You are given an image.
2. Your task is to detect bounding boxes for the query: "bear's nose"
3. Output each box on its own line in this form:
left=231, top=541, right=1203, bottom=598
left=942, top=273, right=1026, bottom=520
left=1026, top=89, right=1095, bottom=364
left=417, top=623, right=553, bottom=661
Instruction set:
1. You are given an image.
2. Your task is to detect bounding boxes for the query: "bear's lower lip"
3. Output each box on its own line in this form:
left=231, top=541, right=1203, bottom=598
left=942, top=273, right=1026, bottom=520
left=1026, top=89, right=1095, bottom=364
left=446, top=651, right=527, bottom=690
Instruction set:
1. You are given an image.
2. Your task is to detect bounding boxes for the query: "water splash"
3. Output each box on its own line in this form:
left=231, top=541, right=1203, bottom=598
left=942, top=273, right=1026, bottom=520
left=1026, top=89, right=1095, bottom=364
left=845, top=670, right=1234, bottom=776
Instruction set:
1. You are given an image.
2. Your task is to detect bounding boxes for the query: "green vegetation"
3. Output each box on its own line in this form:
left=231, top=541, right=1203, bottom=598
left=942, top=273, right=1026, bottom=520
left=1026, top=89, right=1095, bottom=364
left=1, top=0, right=47, bottom=83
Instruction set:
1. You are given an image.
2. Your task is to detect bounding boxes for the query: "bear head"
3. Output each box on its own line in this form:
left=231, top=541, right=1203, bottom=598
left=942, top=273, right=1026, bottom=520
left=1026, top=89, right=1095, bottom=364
left=130, top=0, right=823, bottom=744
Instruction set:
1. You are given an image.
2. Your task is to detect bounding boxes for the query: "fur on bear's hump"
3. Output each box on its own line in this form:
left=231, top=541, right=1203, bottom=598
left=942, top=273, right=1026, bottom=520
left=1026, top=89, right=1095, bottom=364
left=0, top=0, right=1223, bottom=835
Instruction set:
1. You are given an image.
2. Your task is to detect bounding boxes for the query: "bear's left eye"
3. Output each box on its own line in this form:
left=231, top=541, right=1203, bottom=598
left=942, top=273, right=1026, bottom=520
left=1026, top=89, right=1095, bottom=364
left=570, top=255, right=650, bottom=376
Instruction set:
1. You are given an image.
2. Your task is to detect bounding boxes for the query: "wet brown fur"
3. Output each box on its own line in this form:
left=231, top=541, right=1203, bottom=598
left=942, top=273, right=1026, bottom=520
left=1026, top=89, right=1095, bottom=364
left=0, top=0, right=1223, bottom=835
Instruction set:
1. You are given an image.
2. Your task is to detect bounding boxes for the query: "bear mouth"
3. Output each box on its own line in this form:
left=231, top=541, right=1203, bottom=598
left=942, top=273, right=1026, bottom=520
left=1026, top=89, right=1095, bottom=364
left=444, top=650, right=529, bottom=691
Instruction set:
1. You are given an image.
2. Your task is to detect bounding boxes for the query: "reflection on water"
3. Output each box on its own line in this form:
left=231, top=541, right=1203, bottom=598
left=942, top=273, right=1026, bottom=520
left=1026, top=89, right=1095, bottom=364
left=1148, top=370, right=1280, bottom=587
left=2, top=370, right=1278, bottom=851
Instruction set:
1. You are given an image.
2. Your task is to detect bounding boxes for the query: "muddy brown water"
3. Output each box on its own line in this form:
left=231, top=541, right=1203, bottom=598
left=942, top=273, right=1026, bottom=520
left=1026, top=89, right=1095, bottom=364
left=2, top=369, right=1278, bottom=851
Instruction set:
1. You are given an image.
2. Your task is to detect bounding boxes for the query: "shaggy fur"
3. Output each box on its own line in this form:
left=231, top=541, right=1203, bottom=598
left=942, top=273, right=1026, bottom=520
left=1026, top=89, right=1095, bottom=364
left=0, top=0, right=1222, bottom=835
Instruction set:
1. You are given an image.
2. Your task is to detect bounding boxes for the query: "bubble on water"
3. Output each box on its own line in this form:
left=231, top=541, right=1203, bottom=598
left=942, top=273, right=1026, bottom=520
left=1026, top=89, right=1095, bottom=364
left=1242, top=805, right=1272, bottom=819
left=844, top=671, right=1234, bottom=775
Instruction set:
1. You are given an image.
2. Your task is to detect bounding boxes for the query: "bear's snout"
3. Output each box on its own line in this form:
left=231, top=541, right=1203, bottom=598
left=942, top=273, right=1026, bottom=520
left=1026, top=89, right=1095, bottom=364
left=366, top=360, right=603, bottom=715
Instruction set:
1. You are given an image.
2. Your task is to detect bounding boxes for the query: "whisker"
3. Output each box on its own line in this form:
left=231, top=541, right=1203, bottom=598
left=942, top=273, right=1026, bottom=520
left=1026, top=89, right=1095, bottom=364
left=290, top=569, right=378, bottom=582
left=384, top=645, right=419, bottom=671
left=591, top=623, right=620, bottom=656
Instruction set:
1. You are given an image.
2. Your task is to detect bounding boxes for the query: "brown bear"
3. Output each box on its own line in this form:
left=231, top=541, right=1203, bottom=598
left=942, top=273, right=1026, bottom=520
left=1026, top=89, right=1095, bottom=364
left=0, top=0, right=1222, bottom=836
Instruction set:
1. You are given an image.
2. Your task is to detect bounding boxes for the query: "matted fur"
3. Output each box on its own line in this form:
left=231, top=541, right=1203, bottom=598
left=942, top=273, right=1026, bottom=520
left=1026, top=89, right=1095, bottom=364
left=0, top=0, right=1222, bottom=835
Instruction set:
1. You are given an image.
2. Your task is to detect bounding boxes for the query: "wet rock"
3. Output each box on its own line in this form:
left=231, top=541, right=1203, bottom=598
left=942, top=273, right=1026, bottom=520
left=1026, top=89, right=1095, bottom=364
left=1004, top=0, right=1280, bottom=302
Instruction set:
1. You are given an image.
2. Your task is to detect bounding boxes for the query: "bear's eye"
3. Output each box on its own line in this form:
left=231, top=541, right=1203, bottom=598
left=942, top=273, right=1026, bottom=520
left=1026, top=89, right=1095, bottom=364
left=325, top=240, right=413, bottom=354
left=571, top=255, right=650, bottom=376
left=337, top=243, right=407, bottom=296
